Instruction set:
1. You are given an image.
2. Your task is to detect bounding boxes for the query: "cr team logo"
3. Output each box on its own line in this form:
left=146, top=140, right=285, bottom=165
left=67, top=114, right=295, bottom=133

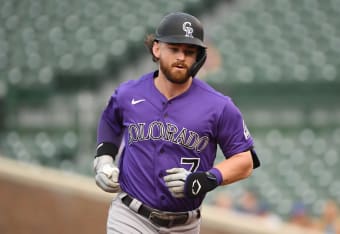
left=182, top=21, right=194, bottom=38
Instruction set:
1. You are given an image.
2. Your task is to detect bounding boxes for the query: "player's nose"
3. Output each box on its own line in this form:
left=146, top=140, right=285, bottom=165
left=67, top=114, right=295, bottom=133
left=176, top=51, right=185, bottom=61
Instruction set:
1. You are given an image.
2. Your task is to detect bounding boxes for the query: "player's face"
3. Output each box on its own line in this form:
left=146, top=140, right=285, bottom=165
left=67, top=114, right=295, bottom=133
left=154, top=42, right=198, bottom=84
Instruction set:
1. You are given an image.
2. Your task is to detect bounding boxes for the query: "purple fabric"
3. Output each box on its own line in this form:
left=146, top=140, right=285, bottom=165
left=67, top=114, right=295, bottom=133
left=208, top=168, right=223, bottom=185
left=97, top=71, right=254, bottom=212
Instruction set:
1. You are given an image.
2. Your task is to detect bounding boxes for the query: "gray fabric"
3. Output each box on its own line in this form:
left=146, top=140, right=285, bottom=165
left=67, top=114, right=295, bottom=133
left=107, top=193, right=201, bottom=234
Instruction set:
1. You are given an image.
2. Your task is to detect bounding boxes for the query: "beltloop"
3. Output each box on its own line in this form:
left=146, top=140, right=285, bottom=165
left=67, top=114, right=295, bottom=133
left=186, top=209, right=194, bottom=224
left=167, top=219, right=174, bottom=228
left=118, top=192, right=128, bottom=199
left=129, top=197, right=142, bottom=213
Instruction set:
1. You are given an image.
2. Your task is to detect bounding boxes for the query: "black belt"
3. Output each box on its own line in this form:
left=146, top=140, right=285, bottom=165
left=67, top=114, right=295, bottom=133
left=121, top=194, right=200, bottom=228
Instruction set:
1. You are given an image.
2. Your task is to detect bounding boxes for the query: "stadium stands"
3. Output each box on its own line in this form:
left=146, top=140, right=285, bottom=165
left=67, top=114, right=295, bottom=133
left=0, top=0, right=218, bottom=97
left=207, top=125, right=340, bottom=218
left=238, top=127, right=340, bottom=218
left=205, top=0, right=340, bottom=84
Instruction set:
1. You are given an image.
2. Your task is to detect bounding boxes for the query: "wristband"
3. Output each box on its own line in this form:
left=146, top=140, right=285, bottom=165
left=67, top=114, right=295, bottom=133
left=95, top=142, right=118, bottom=159
left=208, top=168, right=223, bottom=185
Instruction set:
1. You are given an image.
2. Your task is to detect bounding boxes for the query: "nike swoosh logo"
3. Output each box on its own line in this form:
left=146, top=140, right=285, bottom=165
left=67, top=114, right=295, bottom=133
left=131, top=98, right=146, bottom=105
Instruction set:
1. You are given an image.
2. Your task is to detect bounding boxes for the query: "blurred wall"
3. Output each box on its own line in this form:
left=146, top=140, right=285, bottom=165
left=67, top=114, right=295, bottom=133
left=0, top=157, right=110, bottom=234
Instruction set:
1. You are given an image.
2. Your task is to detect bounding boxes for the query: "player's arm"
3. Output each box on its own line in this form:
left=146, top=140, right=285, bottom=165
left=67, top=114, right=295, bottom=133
left=182, top=150, right=253, bottom=198
left=94, top=93, right=123, bottom=193
left=213, top=150, right=253, bottom=186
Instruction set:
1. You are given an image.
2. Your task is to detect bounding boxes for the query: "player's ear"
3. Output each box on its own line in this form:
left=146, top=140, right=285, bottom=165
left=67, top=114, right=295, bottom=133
left=152, top=41, right=160, bottom=60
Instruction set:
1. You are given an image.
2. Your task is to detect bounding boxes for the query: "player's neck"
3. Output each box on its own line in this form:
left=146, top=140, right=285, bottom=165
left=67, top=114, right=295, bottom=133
left=154, top=73, right=192, bottom=100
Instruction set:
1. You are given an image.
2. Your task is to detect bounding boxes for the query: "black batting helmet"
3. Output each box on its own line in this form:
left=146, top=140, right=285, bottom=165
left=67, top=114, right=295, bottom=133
left=155, top=12, right=207, bottom=77
left=155, top=12, right=207, bottom=49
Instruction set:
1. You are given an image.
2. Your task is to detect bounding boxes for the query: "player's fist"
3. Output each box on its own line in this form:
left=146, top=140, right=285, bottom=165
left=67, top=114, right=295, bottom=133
left=163, top=168, right=190, bottom=198
left=94, top=155, right=121, bottom=193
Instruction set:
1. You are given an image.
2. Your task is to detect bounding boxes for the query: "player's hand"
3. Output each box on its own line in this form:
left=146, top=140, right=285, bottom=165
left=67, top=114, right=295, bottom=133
left=163, top=168, right=190, bottom=198
left=94, top=155, right=121, bottom=193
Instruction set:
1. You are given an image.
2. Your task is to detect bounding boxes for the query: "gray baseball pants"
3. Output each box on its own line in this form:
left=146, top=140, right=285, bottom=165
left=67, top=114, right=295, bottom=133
left=107, top=193, right=201, bottom=234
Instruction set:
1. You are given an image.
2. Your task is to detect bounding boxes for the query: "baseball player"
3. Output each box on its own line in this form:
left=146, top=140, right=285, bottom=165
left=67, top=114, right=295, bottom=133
left=94, top=12, right=260, bottom=234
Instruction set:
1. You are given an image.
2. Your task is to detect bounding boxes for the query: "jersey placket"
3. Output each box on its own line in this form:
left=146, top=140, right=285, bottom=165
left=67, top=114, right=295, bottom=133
left=155, top=100, right=171, bottom=207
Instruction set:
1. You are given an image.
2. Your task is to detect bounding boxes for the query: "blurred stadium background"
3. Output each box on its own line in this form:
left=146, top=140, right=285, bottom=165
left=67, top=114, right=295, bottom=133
left=0, top=0, right=339, bottom=233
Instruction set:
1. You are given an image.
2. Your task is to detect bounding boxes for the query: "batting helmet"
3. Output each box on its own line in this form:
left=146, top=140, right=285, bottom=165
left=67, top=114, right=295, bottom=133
left=155, top=12, right=207, bottom=77
left=155, top=12, right=207, bottom=48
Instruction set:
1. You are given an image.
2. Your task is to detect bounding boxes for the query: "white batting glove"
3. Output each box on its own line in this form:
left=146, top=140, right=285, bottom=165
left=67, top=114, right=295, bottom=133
left=93, top=155, right=121, bottom=193
left=163, top=168, right=190, bottom=198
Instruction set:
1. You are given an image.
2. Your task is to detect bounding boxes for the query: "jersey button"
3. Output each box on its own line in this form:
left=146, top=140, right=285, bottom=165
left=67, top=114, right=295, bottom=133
left=164, top=113, right=168, bottom=118
left=160, top=196, right=165, bottom=200
left=160, top=148, right=165, bottom=154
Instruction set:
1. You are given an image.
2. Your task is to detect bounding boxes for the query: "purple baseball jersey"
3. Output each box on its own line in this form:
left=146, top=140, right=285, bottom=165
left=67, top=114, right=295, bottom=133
left=97, top=71, right=254, bottom=212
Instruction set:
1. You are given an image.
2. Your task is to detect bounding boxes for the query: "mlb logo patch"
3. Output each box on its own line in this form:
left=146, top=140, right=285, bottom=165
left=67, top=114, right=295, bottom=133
left=243, top=120, right=251, bottom=140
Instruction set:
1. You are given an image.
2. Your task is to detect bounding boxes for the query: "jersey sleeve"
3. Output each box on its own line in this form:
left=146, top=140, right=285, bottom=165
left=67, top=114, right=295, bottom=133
left=217, top=99, right=254, bottom=158
left=97, top=90, right=123, bottom=147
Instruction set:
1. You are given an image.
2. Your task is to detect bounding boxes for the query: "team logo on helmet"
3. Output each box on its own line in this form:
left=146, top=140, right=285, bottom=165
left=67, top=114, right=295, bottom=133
left=182, top=21, right=194, bottom=38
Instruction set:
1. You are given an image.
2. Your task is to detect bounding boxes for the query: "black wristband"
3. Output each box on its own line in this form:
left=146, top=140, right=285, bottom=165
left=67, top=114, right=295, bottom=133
left=95, top=142, right=118, bottom=160
left=250, top=148, right=261, bottom=169
left=184, top=171, right=219, bottom=198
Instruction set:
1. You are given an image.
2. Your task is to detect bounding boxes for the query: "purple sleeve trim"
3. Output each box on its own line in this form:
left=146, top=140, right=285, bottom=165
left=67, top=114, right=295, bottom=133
left=208, top=168, right=223, bottom=185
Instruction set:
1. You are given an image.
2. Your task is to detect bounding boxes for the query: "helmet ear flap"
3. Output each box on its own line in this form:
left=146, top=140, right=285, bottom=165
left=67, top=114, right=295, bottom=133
left=189, top=48, right=207, bottom=78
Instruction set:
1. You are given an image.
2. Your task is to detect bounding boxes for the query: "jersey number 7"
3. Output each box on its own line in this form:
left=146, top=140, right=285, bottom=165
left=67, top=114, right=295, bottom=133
left=181, top=158, right=200, bottom=172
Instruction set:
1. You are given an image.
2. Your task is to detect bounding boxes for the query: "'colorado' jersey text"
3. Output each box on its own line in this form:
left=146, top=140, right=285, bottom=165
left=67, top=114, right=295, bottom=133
left=128, top=121, right=209, bottom=153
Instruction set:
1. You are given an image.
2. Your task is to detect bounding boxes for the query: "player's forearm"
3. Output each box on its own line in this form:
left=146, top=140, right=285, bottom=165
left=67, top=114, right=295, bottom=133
left=214, top=151, right=253, bottom=186
left=183, top=151, right=253, bottom=198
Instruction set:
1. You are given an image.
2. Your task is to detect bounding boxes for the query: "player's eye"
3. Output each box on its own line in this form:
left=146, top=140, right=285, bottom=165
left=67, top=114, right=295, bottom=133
left=184, top=50, right=196, bottom=56
left=168, top=46, right=179, bottom=53
left=166, top=43, right=182, bottom=51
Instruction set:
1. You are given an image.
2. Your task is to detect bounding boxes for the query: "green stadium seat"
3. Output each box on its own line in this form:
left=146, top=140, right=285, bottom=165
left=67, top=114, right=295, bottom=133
left=205, top=0, right=340, bottom=84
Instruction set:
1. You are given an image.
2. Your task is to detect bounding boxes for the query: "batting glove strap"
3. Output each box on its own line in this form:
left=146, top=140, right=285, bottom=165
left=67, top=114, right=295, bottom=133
left=184, top=171, right=219, bottom=198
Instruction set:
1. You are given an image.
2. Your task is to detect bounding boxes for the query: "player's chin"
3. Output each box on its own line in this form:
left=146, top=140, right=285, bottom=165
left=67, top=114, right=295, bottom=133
left=169, top=71, right=190, bottom=84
